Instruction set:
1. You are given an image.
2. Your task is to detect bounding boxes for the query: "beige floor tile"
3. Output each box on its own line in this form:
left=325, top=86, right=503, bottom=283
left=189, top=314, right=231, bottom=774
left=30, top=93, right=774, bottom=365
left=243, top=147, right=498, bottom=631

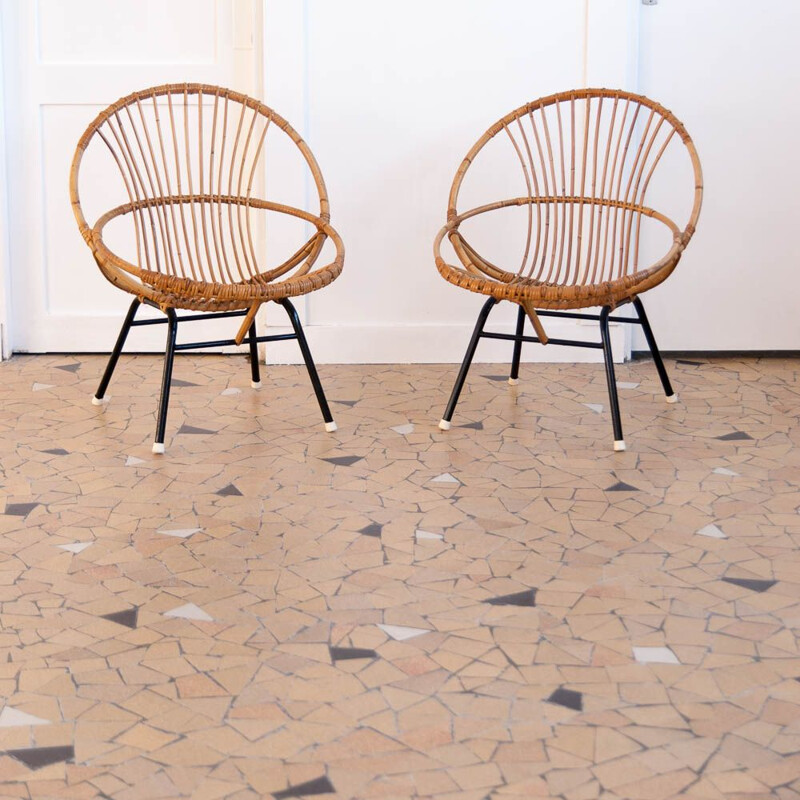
left=0, top=355, right=799, bottom=798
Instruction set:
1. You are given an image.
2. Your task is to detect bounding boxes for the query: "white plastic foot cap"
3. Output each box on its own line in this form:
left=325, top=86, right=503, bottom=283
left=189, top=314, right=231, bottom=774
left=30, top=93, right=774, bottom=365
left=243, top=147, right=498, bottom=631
left=613, top=440, right=627, bottom=452
left=251, top=380, right=262, bottom=389
left=439, top=419, right=451, bottom=431
left=324, top=421, right=338, bottom=432
left=508, top=377, right=519, bottom=385
left=666, top=393, right=678, bottom=404
left=152, top=442, right=165, bottom=455
left=91, top=395, right=107, bottom=406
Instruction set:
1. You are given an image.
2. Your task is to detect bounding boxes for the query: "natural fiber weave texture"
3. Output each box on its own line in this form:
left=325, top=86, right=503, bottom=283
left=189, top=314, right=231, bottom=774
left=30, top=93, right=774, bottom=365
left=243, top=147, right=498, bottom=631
left=434, top=88, right=702, bottom=316
left=70, top=83, right=343, bottom=313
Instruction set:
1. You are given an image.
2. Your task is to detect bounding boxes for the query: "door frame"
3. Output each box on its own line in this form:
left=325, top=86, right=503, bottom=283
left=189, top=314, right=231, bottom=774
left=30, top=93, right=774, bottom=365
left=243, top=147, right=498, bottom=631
left=0, top=2, right=11, bottom=359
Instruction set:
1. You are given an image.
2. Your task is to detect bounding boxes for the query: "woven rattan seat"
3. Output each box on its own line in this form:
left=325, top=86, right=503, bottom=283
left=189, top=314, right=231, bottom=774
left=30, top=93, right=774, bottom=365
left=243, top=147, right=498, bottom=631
left=70, top=83, right=343, bottom=452
left=435, top=88, right=703, bottom=449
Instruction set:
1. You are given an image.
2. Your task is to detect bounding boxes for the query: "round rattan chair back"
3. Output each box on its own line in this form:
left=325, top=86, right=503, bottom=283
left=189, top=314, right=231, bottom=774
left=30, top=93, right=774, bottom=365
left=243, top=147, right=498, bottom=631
left=70, top=83, right=342, bottom=311
left=437, top=88, right=702, bottom=310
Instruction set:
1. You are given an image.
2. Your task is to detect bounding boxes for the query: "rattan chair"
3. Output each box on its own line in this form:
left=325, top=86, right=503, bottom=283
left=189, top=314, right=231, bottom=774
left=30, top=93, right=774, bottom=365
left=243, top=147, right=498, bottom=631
left=435, top=88, right=702, bottom=450
left=70, top=83, right=343, bottom=453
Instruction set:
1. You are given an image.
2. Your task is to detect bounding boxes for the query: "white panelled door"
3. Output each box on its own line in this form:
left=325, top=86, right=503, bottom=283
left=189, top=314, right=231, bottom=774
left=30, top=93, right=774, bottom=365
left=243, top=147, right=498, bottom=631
left=1, top=0, right=260, bottom=352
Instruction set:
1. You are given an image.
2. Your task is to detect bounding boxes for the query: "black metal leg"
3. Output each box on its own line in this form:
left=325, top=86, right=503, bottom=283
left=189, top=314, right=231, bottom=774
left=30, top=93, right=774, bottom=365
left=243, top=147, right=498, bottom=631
left=632, top=297, right=676, bottom=401
left=279, top=298, right=336, bottom=431
left=247, top=320, right=261, bottom=387
left=509, top=304, right=526, bottom=384
left=93, top=298, right=140, bottom=403
left=439, top=297, right=498, bottom=429
left=153, top=309, right=178, bottom=454
left=599, top=306, right=625, bottom=451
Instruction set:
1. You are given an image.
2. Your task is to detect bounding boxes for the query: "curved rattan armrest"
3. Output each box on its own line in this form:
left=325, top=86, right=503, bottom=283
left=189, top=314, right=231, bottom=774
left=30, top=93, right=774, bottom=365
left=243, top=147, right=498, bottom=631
left=434, top=208, right=687, bottom=309
left=450, top=197, right=681, bottom=236
left=90, top=198, right=344, bottom=307
left=435, top=197, right=680, bottom=275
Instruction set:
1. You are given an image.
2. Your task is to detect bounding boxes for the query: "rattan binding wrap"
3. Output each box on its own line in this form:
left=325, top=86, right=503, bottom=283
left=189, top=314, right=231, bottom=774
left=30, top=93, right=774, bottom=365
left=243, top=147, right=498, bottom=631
left=70, top=83, right=344, bottom=316
left=434, top=88, right=702, bottom=324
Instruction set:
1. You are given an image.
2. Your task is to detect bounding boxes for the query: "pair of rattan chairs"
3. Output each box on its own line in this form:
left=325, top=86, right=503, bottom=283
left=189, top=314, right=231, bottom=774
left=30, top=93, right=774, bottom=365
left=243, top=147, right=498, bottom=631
left=70, top=84, right=702, bottom=453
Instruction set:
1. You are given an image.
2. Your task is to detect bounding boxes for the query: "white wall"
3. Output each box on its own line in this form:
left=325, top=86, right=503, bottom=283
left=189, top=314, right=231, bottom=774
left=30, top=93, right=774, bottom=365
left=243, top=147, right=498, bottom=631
left=2, top=0, right=798, bottom=358
left=263, top=0, right=800, bottom=362
left=264, top=0, right=632, bottom=364
left=635, top=0, right=800, bottom=352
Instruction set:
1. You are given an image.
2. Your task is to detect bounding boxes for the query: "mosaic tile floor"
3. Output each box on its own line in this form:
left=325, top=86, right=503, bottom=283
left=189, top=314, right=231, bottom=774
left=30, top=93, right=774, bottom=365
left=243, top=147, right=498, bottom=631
left=0, top=353, right=799, bottom=800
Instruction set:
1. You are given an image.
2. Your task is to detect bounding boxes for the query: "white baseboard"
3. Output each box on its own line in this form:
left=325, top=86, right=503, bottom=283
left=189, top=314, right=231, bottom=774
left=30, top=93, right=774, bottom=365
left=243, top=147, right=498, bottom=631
left=264, top=319, right=628, bottom=365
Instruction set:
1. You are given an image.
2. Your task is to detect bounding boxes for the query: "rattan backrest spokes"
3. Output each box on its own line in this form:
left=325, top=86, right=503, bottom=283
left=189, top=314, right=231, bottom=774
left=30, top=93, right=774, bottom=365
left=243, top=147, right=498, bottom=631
left=70, top=83, right=330, bottom=290
left=447, top=88, right=703, bottom=288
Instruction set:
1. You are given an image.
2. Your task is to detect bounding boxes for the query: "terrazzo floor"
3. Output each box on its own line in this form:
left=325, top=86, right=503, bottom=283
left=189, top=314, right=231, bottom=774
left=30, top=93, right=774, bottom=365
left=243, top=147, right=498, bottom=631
left=0, top=353, right=799, bottom=799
